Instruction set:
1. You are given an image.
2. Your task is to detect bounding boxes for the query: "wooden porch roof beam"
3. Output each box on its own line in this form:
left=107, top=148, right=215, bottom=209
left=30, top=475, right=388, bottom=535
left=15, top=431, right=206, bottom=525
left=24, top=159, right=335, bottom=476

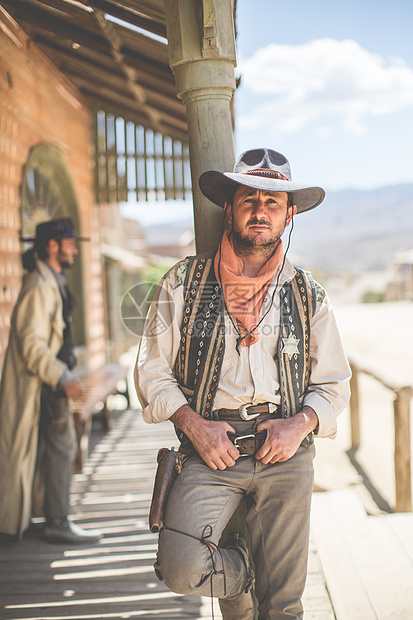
left=33, top=33, right=174, bottom=83
left=49, top=47, right=179, bottom=101
left=6, top=15, right=110, bottom=57
left=70, top=73, right=186, bottom=120
left=83, top=0, right=167, bottom=38
left=91, top=7, right=162, bottom=131
left=2, top=1, right=170, bottom=70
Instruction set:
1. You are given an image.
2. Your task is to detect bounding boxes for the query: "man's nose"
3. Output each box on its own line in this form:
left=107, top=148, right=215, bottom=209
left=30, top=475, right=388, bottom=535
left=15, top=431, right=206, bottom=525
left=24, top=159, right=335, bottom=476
left=252, top=199, right=267, bottom=216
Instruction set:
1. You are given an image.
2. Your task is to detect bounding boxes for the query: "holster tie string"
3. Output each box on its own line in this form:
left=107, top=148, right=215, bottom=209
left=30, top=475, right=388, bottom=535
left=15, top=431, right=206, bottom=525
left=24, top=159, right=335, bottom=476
left=162, top=523, right=226, bottom=619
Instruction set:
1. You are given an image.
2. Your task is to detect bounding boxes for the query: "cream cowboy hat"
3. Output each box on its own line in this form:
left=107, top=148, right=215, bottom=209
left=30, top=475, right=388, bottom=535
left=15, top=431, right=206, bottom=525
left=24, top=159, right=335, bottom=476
left=199, top=148, right=325, bottom=214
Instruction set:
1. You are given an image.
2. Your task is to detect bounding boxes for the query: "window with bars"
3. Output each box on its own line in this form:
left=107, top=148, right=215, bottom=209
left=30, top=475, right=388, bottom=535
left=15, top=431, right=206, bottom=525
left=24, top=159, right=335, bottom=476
left=95, top=110, right=192, bottom=204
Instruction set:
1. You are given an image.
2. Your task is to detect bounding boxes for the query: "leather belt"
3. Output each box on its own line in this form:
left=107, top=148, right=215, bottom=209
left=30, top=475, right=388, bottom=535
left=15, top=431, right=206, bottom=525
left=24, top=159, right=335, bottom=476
left=228, top=431, right=267, bottom=456
left=215, top=402, right=279, bottom=421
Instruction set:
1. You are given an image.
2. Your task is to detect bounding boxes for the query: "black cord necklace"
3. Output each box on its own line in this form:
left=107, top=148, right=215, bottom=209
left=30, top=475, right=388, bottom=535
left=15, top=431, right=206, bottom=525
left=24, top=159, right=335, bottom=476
left=217, top=213, right=295, bottom=355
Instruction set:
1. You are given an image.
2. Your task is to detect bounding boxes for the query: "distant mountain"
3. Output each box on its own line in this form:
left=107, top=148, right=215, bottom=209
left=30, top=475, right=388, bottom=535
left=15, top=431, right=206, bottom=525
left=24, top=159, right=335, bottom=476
left=289, top=183, right=413, bottom=272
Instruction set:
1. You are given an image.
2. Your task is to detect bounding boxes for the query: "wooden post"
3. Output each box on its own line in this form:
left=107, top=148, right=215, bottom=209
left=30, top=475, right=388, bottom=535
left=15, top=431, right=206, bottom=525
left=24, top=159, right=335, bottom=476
left=164, top=5, right=258, bottom=615
left=349, top=362, right=360, bottom=450
left=164, top=0, right=237, bottom=252
left=393, top=387, right=412, bottom=512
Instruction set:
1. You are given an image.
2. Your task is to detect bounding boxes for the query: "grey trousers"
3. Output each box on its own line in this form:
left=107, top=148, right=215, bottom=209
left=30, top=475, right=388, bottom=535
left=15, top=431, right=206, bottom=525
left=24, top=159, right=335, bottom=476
left=156, top=433, right=315, bottom=620
left=36, top=386, right=76, bottom=519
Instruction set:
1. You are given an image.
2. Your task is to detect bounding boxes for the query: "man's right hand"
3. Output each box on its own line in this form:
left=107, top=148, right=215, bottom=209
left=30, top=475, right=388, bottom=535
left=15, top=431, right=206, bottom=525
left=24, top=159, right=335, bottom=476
left=170, top=405, right=239, bottom=471
left=62, top=379, right=83, bottom=400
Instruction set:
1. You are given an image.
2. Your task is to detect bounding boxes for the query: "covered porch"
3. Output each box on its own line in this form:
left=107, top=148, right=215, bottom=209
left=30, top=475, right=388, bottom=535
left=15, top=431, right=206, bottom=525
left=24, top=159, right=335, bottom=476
left=1, top=399, right=413, bottom=620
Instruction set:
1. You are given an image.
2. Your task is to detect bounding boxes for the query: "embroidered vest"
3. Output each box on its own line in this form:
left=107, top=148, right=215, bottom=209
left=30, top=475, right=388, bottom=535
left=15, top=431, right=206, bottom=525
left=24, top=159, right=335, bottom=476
left=174, top=252, right=319, bottom=446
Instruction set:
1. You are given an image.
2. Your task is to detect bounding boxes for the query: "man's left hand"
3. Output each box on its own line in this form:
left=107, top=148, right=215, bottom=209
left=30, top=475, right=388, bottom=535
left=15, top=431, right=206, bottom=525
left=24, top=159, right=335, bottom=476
left=255, top=406, right=318, bottom=464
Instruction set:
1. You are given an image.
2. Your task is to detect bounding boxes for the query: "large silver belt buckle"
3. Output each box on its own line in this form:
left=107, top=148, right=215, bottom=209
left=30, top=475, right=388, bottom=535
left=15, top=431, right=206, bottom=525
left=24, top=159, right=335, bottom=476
left=238, top=402, right=277, bottom=421
left=239, top=403, right=260, bottom=421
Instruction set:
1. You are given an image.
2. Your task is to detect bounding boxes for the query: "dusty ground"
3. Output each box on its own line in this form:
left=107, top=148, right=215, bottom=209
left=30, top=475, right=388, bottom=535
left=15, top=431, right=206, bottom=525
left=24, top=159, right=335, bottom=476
left=314, top=301, right=413, bottom=513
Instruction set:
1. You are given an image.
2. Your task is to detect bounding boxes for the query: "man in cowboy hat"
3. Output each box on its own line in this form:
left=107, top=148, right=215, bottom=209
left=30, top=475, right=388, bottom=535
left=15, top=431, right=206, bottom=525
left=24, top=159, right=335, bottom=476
left=135, top=149, right=351, bottom=619
left=0, top=218, right=101, bottom=544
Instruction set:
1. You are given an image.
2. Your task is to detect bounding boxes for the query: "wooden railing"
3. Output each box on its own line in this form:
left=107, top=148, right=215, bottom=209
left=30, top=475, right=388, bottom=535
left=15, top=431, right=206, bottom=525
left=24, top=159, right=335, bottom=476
left=349, top=355, right=413, bottom=512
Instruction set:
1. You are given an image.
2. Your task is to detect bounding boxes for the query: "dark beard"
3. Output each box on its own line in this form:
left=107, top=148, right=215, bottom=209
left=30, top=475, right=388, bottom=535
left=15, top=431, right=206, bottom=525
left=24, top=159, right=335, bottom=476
left=232, top=224, right=281, bottom=255
left=57, top=251, right=74, bottom=269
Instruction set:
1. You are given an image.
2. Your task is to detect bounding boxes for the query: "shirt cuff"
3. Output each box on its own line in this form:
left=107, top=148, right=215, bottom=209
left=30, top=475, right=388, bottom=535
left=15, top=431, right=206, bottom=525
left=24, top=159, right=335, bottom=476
left=303, top=393, right=338, bottom=439
left=141, top=388, right=189, bottom=424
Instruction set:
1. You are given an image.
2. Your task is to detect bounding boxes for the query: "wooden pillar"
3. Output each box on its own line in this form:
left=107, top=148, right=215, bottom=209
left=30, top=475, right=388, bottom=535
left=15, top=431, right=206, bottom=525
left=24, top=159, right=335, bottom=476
left=393, top=387, right=412, bottom=512
left=164, top=0, right=237, bottom=252
left=349, top=362, right=360, bottom=450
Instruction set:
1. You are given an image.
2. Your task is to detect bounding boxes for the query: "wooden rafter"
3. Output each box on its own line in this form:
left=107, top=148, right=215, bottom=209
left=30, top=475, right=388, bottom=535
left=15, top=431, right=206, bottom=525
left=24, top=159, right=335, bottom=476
left=1, top=0, right=188, bottom=141
left=81, top=0, right=167, bottom=38
left=92, top=7, right=162, bottom=131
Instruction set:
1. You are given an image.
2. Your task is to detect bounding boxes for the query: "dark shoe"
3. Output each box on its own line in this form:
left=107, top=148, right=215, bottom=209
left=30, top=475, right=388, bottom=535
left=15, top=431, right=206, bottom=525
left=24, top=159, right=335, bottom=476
left=43, top=518, right=102, bottom=544
left=219, top=533, right=255, bottom=620
left=0, top=533, right=18, bottom=544
left=219, top=590, right=255, bottom=620
left=222, top=533, right=255, bottom=593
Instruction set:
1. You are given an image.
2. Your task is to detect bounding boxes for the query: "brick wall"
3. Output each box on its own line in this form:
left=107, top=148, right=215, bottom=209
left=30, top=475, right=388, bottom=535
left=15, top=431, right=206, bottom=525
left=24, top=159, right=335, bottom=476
left=0, top=8, right=107, bottom=376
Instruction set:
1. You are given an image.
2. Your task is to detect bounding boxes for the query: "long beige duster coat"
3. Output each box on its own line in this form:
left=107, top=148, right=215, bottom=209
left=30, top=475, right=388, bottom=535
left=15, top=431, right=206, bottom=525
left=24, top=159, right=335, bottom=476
left=0, top=259, right=67, bottom=537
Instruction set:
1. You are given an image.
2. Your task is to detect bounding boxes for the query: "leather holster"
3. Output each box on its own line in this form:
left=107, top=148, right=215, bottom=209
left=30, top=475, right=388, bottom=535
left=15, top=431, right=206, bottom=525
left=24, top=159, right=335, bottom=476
left=149, top=448, right=183, bottom=533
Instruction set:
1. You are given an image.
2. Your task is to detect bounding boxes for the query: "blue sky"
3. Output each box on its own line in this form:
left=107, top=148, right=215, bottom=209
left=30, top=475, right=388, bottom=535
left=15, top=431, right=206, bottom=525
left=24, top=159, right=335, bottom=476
left=234, top=0, right=413, bottom=192
left=123, top=0, right=413, bottom=226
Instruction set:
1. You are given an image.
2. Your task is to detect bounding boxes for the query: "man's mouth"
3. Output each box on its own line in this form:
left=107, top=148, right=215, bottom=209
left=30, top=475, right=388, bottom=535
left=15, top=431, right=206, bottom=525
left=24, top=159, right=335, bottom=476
left=247, top=223, right=270, bottom=231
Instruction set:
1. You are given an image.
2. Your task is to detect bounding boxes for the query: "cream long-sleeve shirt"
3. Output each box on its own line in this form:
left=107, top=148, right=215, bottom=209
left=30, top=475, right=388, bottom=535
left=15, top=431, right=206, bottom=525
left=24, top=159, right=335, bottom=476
left=135, top=256, right=351, bottom=439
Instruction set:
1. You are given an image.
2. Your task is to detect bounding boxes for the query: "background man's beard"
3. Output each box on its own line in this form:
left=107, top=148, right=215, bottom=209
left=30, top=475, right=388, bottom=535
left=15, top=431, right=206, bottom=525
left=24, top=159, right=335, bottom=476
left=57, top=251, right=74, bottom=269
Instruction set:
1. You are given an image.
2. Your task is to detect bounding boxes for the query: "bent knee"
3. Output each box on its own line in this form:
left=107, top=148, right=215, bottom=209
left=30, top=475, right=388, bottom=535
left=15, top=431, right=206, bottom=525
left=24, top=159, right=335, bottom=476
left=156, top=560, right=207, bottom=595
left=156, top=536, right=208, bottom=594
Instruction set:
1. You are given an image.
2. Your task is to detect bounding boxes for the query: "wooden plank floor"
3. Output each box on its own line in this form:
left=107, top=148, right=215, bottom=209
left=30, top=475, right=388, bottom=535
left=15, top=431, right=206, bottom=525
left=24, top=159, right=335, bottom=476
left=312, top=489, right=413, bottom=620
left=0, top=409, right=334, bottom=619
left=0, top=411, right=204, bottom=619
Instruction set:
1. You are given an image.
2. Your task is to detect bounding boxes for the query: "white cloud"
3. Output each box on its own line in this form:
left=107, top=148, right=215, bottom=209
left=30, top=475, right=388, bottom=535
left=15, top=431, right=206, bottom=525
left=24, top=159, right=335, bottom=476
left=238, top=38, right=413, bottom=136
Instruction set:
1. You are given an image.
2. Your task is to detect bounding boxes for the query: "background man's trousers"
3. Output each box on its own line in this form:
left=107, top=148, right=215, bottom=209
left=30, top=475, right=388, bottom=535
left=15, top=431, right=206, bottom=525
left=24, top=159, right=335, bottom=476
left=35, top=386, right=76, bottom=520
left=156, top=430, right=315, bottom=620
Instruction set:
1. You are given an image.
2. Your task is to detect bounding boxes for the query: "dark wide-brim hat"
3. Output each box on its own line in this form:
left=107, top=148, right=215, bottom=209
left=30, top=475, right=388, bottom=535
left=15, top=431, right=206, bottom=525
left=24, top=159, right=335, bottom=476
left=20, top=217, right=90, bottom=244
left=199, top=148, right=325, bottom=214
